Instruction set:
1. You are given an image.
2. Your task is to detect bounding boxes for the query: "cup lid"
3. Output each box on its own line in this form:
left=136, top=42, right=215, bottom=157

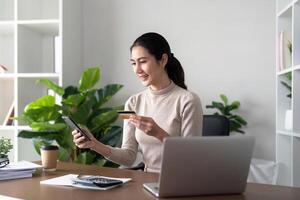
left=41, top=145, right=59, bottom=150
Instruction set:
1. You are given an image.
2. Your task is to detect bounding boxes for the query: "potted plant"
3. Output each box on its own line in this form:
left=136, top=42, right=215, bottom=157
left=16, top=67, right=123, bottom=167
left=281, top=72, right=292, bottom=130
left=0, top=137, right=13, bottom=158
left=206, top=94, right=247, bottom=134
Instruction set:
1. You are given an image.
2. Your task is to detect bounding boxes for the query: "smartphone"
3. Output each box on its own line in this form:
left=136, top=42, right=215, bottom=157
left=62, top=116, right=91, bottom=141
left=117, top=111, right=136, bottom=120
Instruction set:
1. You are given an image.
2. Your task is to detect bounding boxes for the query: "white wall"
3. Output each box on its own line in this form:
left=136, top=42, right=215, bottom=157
left=83, top=0, right=276, bottom=160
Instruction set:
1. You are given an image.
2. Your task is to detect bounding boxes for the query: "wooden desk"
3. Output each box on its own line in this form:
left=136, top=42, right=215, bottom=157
left=0, top=162, right=300, bottom=200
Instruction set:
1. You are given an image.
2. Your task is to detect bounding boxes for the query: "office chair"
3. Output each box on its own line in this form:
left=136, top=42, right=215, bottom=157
left=202, top=114, right=230, bottom=136
left=128, top=114, right=230, bottom=170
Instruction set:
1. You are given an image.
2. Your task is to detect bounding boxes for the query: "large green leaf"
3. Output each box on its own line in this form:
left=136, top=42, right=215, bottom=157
left=93, top=84, right=123, bottom=108
left=18, top=130, right=60, bottom=140
left=79, top=67, right=100, bottom=92
left=23, top=95, right=61, bottom=122
left=25, top=95, right=56, bottom=111
left=90, top=110, right=118, bottom=132
left=63, top=86, right=79, bottom=99
left=231, top=115, right=247, bottom=126
left=100, top=126, right=122, bottom=147
left=62, top=93, right=86, bottom=106
left=211, top=102, right=225, bottom=114
left=75, top=151, right=96, bottom=164
left=95, top=159, right=107, bottom=166
left=36, top=79, right=64, bottom=96
left=71, top=100, right=94, bottom=124
left=220, top=94, right=228, bottom=105
left=58, top=147, right=71, bottom=161
left=230, top=101, right=240, bottom=109
left=30, top=122, right=66, bottom=131
left=24, top=105, right=61, bottom=122
left=55, top=128, right=75, bottom=150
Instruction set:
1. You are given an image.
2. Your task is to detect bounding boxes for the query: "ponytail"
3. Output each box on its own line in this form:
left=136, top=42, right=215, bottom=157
left=131, top=32, right=187, bottom=90
left=166, top=54, right=187, bottom=90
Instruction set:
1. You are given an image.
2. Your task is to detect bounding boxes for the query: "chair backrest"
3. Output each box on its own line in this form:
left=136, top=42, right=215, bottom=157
left=202, top=115, right=230, bottom=136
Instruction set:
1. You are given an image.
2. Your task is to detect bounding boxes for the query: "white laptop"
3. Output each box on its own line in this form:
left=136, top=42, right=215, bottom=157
left=143, top=136, right=255, bottom=198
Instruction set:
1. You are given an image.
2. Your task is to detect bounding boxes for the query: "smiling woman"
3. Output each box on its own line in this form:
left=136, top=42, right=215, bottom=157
left=72, top=32, right=203, bottom=173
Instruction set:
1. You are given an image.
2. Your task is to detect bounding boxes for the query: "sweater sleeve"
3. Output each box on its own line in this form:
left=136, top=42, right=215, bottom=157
left=105, top=96, right=138, bottom=166
left=180, top=93, right=203, bottom=137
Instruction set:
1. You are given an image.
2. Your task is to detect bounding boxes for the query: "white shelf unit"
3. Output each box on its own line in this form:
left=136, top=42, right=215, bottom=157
left=0, top=0, right=83, bottom=162
left=276, top=0, right=300, bottom=187
left=0, top=0, right=62, bottom=162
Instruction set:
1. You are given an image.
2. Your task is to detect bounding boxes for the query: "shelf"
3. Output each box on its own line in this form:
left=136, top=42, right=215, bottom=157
left=277, top=130, right=293, bottom=136
left=18, top=20, right=59, bottom=35
left=0, top=74, right=15, bottom=79
left=294, top=132, right=300, bottom=138
left=277, top=1, right=294, bottom=17
left=277, top=67, right=292, bottom=75
left=277, top=131, right=300, bottom=138
left=17, top=126, right=31, bottom=131
left=0, top=126, right=15, bottom=130
left=17, top=73, right=60, bottom=78
left=294, top=65, right=300, bottom=70
left=0, top=22, right=14, bottom=35
left=276, top=0, right=300, bottom=187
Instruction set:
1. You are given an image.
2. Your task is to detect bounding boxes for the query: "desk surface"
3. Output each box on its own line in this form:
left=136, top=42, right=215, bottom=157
left=0, top=162, right=300, bottom=200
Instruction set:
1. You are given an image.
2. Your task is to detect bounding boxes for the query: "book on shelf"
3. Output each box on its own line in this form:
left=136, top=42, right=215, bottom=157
left=278, top=31, right=292, bottom=71
left=2, top=102, right=14, bottom=126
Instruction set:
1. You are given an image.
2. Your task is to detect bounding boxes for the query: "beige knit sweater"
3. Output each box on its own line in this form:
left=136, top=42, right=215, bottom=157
left=107, top=82, right=203, bottom=173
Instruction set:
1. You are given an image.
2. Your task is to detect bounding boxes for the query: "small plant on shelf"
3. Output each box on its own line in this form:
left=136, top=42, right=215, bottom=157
left=206, top=94, right=247, bottom=134
left=280, top=72, right=292, bottom=98
left=0, top=137, right=13, bottom=158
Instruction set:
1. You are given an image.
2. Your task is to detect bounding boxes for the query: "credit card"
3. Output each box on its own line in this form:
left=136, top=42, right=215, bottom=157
left=117, top=111, right=136, bottom=119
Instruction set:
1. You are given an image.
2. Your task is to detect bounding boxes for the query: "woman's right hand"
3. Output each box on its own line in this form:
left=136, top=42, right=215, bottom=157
left=72, top=127, right=97, bottom=149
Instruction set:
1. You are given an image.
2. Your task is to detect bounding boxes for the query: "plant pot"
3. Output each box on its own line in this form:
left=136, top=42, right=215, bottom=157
left=284, top=109, right=292, bottom=131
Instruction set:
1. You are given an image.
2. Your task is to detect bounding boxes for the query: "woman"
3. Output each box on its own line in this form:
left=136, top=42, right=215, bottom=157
left=73, top=32, right=203, bottom=173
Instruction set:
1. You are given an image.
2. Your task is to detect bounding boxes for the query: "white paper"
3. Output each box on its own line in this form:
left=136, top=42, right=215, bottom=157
left=0, top=161, right=42, bottom=172
left=0, top=195, right=24, bottom=200
left=40, top=174, right=132, bottom=190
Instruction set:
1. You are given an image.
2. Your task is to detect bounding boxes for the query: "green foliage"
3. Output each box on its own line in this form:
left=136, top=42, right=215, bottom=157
left=16, top=67, right=124, bottom=167
left=206, top=94, right=247, bottom=134
left=0, top=137, right=13, bottom=157
left=280, top=72, right=292, bottom=98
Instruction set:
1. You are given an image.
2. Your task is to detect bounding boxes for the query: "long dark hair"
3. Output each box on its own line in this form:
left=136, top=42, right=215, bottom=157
left=130, top=32, right=187, bottom=90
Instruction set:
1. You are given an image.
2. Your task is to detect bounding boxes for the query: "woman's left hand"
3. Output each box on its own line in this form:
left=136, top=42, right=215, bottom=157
left=129, top=115, right=168, bottom=142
